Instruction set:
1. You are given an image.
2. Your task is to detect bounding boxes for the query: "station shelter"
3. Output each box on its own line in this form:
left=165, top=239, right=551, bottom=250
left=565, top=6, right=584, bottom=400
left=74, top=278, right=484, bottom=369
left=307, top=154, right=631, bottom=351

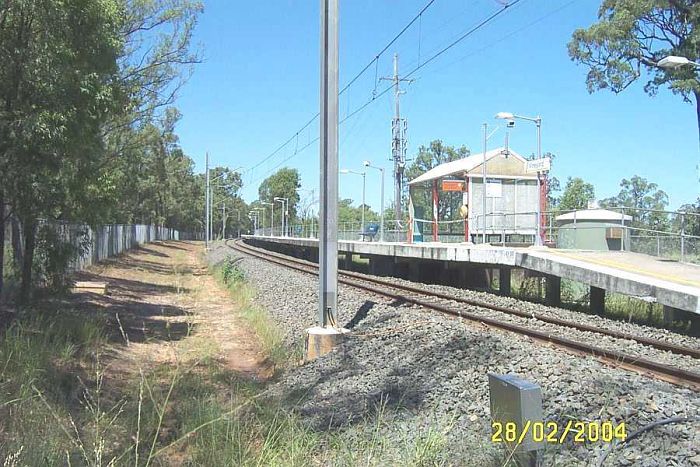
left=406, top=147, right=548, bottom=244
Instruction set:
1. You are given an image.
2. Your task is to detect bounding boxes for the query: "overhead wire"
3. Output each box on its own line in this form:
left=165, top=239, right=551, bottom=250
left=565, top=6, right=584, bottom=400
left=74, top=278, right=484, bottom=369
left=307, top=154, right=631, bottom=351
left=243, top=0, right=439, bottom=177
left=247, top=0, right=524, bottom=185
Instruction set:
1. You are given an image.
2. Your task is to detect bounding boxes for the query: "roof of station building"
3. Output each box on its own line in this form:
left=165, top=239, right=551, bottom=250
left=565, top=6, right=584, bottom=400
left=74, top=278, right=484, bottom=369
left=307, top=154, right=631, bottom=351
left=407, top=147, right=532, bottom=185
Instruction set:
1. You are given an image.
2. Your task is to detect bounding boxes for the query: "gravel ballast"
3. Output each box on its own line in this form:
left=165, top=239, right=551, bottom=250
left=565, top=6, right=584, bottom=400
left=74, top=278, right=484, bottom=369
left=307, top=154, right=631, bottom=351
left=208, top=242, right=700, bottom=466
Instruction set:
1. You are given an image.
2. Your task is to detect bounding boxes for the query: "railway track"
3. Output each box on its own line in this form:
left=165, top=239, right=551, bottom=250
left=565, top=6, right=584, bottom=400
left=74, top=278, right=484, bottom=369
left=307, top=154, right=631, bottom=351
left=226, top=239, right=700, bottom=388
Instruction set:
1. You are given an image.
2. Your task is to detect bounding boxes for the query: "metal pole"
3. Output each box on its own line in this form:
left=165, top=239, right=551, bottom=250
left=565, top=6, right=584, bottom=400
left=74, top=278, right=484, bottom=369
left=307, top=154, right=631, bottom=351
left=284, top=198, right=289, bottom=236
left=393, top=54, right=401, bottom=225
left=535, top=117, right=543, bottom=246
left=222, top=203, right=226, bottom=239
left=380, top=167, right=385, bottom=242
left=681, top=212, right=686, bottom=262
left=319, top=0, right=339, bottom=327
left=361, top=172, right=366, bottom=239
left=205, top=152, right=210, bottom=247
left=482, top=123, right=487, bottom=244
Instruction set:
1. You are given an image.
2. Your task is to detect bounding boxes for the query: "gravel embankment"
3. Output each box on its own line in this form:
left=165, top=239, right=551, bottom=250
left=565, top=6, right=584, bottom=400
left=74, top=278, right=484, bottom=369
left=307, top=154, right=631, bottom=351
left=208, top=243, right=700, bottom=467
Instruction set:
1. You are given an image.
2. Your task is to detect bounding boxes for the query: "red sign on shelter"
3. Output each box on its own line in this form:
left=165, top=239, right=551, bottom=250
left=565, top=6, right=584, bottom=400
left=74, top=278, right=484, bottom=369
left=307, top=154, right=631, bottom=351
left=441, top=180, right=465, bottom=192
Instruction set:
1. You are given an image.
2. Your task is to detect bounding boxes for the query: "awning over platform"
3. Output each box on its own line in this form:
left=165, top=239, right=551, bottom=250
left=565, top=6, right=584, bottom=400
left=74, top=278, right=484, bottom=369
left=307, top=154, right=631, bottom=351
left=408, top=147, right=529, bottom=186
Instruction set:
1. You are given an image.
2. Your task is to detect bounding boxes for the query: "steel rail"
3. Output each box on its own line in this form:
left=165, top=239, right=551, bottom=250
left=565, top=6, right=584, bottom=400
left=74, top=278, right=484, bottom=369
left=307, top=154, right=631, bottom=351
left=231, top=240, right=700, bottom=359
left=227, top=240, right=700, bottom=387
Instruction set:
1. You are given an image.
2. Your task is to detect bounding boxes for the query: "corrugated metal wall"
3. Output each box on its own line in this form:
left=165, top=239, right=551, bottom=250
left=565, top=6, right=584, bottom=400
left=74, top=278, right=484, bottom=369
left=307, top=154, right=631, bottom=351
left=3, top=222, right=185, bottom=273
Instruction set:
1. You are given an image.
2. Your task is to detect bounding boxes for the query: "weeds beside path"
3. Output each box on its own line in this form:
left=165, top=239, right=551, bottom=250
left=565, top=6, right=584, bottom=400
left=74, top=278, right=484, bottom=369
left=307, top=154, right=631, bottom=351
left=0, top=241, right=277, bottom=465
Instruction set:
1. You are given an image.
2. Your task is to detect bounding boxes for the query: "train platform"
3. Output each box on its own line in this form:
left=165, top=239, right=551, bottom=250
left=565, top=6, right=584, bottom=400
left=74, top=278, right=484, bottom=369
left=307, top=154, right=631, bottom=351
left=242, top=235, right=700, bottom=317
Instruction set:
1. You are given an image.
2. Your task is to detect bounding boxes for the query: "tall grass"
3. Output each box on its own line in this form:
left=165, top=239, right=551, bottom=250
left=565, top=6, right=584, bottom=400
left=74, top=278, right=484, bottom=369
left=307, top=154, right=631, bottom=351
left=1, top=254, right=470, bottom=466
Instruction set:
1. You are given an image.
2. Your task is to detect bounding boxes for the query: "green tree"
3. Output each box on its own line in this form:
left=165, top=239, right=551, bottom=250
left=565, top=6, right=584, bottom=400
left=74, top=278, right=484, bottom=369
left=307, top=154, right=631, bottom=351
left=676, top=199, right=700, bottom=236
left=600, top=175, right=669, bottom=229
left=568, top=1, right=700, bottom=140
left=558, top=177, right=596, bottom=211
left=258, top=168, right=301, bottom=228
left=0, top=0, right=123, bottom=301
left=405, top=140, right=469, bottom=222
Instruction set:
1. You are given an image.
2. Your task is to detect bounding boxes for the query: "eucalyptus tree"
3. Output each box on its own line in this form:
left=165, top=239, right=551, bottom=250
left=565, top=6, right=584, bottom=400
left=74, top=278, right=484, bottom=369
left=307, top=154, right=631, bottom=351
left=0, top=0, right=123, bottom=300
left=569, top=1, right=700, bottom=139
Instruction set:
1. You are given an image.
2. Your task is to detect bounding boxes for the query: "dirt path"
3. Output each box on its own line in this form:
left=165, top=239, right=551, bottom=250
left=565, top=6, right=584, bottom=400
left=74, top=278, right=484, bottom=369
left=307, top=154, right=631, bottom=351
left=73, top=241, right=271, bottom=383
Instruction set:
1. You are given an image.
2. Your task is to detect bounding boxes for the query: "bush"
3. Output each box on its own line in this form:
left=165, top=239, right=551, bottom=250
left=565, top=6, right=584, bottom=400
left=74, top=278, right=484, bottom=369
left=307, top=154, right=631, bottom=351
left=32, top=225, right=79, bottom=293
left=221, top=257, right=245, bottom=285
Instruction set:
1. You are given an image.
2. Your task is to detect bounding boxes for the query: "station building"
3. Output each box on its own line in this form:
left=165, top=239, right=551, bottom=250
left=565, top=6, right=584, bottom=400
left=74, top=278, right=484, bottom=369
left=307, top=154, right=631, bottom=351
left=407, top=147, right=548, bottom=244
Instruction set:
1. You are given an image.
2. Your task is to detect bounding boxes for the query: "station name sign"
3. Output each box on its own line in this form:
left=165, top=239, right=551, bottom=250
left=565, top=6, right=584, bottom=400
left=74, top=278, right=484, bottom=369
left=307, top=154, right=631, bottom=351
left=441, top=180, right=465, bottom=192
left=525, top=157, right=551, bottom=174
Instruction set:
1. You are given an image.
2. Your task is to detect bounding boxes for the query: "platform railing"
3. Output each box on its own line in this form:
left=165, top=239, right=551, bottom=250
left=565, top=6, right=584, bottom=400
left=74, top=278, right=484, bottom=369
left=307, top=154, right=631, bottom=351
left=250, top=207, right=700, bottom=263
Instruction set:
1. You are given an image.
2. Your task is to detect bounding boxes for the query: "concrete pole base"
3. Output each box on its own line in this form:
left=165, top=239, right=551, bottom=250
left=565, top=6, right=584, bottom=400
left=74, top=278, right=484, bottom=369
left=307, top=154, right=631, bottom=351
left=305, top=326, right=349, bottom=361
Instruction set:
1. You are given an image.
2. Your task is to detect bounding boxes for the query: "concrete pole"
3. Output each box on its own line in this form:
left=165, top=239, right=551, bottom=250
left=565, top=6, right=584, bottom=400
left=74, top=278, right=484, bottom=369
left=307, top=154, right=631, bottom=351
left=482, top=124, right=487, bottom=245
left=205, top=152, right=210, bottom=247
left=319, top=0, right=339, bottom=327
left=535, top=117, right=543, bottom=246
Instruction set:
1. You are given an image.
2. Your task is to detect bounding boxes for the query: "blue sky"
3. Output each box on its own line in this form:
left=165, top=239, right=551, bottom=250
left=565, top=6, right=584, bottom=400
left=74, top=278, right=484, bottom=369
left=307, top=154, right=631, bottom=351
left=175, top=0, right=699, bottom=212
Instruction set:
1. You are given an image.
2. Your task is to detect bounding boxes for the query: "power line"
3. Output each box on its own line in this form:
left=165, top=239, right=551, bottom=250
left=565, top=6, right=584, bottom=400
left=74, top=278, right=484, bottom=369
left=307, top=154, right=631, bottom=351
left=403, top=0, right=523, bottom=79
left=248, top=0, right=524, bottom=186
left=243, top=0, right=439, bottom=177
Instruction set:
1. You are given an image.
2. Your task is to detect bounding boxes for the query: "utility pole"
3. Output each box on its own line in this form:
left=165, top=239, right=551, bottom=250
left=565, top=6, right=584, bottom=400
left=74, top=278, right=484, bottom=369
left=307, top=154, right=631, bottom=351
left=222, top=203, right=226, bottom=239
left=319, top=0, right=339, bottom=328
left=205, top=152, right=209, bottom=248
left=381, top=54, right=412, bottom=227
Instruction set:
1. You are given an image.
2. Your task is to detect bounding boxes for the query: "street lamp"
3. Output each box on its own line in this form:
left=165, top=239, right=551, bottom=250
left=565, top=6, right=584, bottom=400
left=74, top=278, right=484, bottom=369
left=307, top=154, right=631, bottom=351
left=340, top=169, right=367, bottom=239
left=274, top=197, right=289, bottom=236
left=261, top=202, right=274, bottom=236
left=363, top=160, right=385, bottom=242
left=254, top=207, right=266, bottom=232
left=495, top=111, right=544, bottom=246
left=657, top=55, right=700, bottom=69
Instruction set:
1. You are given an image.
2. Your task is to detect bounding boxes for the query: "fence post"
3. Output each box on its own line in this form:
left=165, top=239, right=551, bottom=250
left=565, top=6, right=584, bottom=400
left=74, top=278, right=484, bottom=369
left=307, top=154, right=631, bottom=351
left=681, top=212, right=686, bottom=262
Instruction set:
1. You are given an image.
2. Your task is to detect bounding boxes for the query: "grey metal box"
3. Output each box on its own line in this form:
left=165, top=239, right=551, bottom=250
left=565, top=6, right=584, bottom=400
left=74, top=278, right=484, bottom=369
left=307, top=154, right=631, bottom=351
left=488, top=373, right=543, bottom=453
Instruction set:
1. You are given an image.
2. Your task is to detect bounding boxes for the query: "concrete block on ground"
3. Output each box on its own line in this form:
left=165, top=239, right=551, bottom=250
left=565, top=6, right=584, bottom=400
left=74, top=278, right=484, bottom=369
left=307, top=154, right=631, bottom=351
left=305, top=326, right=349, bottom=361
left=71, top=281, right=108, bottom=295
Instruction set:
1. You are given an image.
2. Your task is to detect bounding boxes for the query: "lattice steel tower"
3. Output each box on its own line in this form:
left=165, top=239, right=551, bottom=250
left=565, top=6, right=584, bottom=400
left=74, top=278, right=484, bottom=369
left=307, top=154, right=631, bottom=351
left=382, top=53, right=412, bottom=225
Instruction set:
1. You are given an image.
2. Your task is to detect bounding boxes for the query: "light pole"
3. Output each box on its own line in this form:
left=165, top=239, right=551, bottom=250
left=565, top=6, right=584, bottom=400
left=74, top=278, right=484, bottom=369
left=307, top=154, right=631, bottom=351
left=255, top=207, right=266, bottom=232
left=340, top=169, right=366, bottom=239
left=262, top=202, right=274, bottom=236
left=274, top=197, right=289, bottom=236
left=363, top=160, right=385, bottom=242
left=495, top=111, right=543, bottom=246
